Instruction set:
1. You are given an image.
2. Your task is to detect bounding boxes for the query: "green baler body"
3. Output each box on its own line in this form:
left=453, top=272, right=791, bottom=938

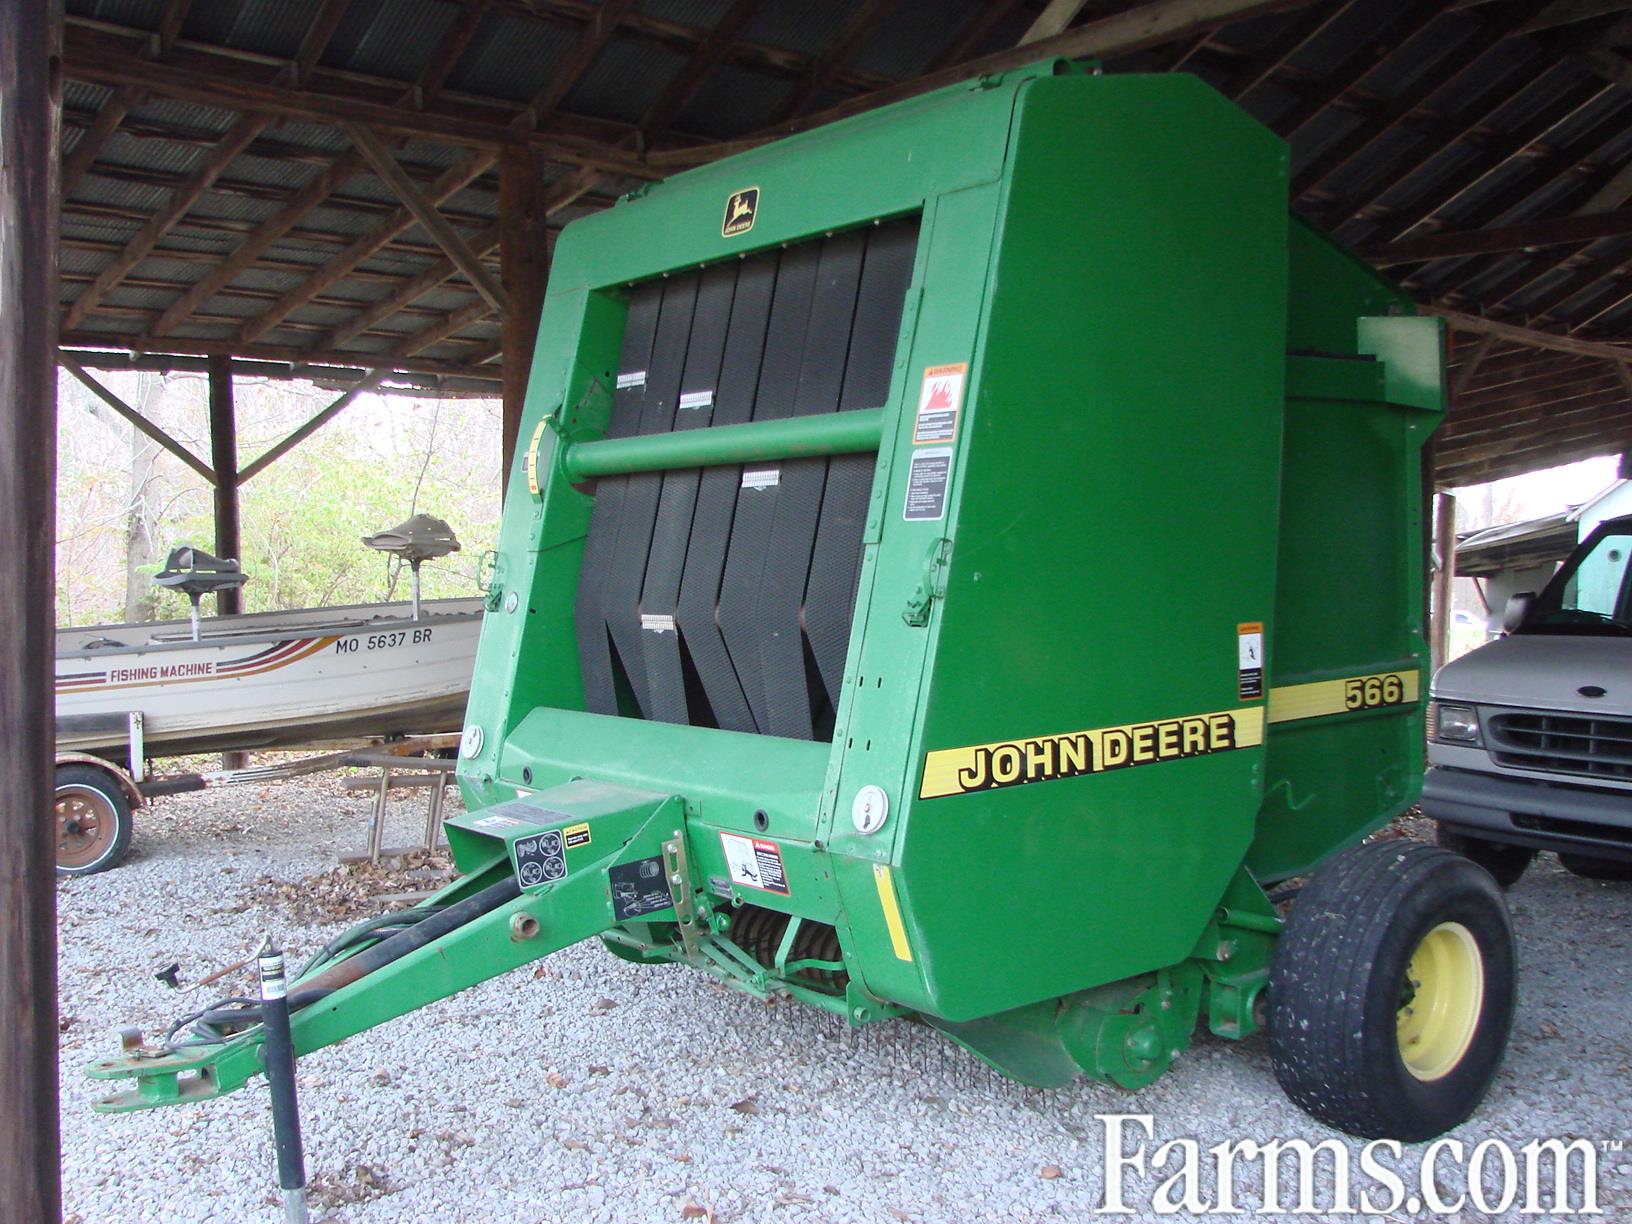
left=457, top=65, right=1440, bottom=1033
left=89, top=64, right=1445, bottom=1112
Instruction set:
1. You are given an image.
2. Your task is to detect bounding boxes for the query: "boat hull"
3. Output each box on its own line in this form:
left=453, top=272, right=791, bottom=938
left=55, top=598, right=484, bottom=757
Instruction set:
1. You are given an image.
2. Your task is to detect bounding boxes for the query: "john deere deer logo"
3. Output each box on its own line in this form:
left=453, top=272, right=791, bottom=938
left=722, top=187, right=759, bottom=237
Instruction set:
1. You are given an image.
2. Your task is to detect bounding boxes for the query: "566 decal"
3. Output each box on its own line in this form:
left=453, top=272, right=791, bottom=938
left=335, top=627, right=435, bottom=654
left=1344, top=672, right=1407, bottom=710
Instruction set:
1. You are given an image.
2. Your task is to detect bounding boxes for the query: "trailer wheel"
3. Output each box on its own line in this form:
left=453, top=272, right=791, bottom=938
left=55, top=765, right=134, bottom=876
left=1435, top=825, right=1535, bottom=888
left=1268, top=841, right=1515, bottom=1141
left=1558, top=853, right=1632, bottom=882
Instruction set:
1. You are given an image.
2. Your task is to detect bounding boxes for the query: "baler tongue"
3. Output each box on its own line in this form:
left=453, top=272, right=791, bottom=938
left=87, top=780, right=683, bottom=1113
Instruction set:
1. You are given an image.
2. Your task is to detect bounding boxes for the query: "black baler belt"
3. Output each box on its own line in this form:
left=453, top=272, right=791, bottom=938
left=641, top=264, right=737, bottom=725
left=575, top=281, right=662, bottom=714
left=600, top=276, right=699, bottom=719
left=804, top=219, right=919, bottom=705
left=674, top=256, right=777, bottom=733
left=754, top=232, right=865, bottom=740
left=717, top=242, right=822, bottom=732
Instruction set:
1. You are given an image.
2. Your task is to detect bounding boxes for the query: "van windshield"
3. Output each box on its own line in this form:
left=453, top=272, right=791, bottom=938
left=1521, top=526, right=1632, bottom=636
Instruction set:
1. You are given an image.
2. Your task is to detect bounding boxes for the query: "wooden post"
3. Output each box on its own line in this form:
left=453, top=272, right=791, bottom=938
left=0, top=1, right=65, bottom=1218
left=207, top=354, right=241, bottom=614
left=1432, top=491, right=1457, bottom=673
left=499, top=148, right=547, bottom=493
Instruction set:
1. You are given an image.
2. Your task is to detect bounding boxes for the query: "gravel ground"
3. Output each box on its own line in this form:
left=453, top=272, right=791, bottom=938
left=59, top=778, right=1632, bottom=1223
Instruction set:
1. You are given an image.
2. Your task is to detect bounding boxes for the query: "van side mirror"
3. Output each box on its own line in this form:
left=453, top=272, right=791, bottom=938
left=1502, top=592, right=1535, bottom=634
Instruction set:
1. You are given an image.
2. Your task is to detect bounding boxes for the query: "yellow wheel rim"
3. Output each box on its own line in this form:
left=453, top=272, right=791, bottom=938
left=1397, top=921, right=1484, bottom=1082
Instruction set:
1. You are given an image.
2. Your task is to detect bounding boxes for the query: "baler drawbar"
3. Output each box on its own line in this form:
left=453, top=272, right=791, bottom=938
left=91, top=60, right=1516, bottom=1145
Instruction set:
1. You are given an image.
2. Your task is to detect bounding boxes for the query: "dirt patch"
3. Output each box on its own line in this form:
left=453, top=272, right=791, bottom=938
left=249, top=849, right=459, bottom=925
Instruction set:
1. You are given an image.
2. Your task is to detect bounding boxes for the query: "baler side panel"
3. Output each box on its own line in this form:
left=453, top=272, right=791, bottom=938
left=1248, top=228, right=1444, bottom=882
left=890, top=74, right=1291, bottom=1021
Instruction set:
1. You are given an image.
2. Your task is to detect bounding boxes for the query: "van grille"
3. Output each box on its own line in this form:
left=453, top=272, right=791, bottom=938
left=1486, top=711, right=1632, bottom=780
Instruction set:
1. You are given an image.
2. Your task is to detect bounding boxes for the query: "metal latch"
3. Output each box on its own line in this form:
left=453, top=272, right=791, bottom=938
left=902, top=538, right=951, bottom=628
left=663, top=831, right=701, bottom=958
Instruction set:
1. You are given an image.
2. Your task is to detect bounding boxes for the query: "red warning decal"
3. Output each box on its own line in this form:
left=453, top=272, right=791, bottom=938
left=913, top=363, right=966, bottom=444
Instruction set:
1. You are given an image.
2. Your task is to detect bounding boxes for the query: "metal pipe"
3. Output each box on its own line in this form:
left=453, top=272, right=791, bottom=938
left=257, top=941, right=309, bottom=1224
left=562, top=407, right=886, bottom=481
left=410, top=558, right=421, bottom=621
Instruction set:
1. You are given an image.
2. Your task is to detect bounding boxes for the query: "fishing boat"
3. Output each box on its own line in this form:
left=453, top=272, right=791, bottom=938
left=53, top=515, right=486, bottom=873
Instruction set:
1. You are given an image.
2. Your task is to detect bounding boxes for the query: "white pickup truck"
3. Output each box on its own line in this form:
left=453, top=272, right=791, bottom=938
left=1423, top=513, right=1632, bottom=886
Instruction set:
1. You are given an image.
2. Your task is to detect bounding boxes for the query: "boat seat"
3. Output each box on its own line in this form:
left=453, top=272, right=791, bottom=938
left=154, top=547, right=248, bottom=601
left=361, top=514, right=461, bottom=564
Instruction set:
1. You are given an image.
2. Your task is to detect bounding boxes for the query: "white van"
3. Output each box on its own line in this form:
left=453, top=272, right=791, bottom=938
left=1423, top=513, right=1632, bottom=885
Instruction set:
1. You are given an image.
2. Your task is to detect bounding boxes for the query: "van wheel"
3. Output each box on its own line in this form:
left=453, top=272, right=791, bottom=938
left=1558, top=853, right=1632, bottom=882
left=1435, top=825, right=1535, bottom=888
left=1269, top=841, right=1516, bottom=1141
left=55, top=765, right=134, bottom=876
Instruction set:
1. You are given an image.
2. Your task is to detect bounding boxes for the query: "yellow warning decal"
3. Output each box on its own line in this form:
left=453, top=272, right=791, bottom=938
left=919, top=706, right=1265, bottom=800
left=873, top=864, right=913, bottom=962
left=562, top=822, right=592, bottom=850
left=524, top=417, right=549, bottom=495
left=1268, top=669, right=1419, bottom=725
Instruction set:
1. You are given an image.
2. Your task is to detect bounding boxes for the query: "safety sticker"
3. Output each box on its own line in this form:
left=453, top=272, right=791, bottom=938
left=720, top=832, right=790, bottom=895
left=913, top=363, right=966, bottom=444
left=616, top=370, right=647, bottom=390
left=1237, top=621, right=1264, bottom=700
left=1268, top=669, right=1418, bottom=724
left=525, top=417, right=549, bottom=495
left=742, top=466, right=780, bottom=490
left=471, top=813, right=526, bottom=831
left=563, top=822, right=592, bottom=850
left=609, top=855, right=671, bottom=921
left=641, top=613, right=676, bottom=633
left=902, top=448, right=952, bottom=521
left=919, top=706, right=1267, bottom=799
left=678, top=390, right=714, bottom=411
left=513, top=829, right=566, bottom=888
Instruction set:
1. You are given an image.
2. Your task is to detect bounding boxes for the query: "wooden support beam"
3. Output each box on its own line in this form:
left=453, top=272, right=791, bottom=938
left=344, top=123, right=508, bottom=313
left=640, top=0, right=764, bottom=135
left=1227, top=0, right=1358, bottom=99
left=500, top=148, right=548, bottom=492
left=514, top=0, right=638, bottom=127
left=238, top=371, right=390, bottom=483
left=1292, top=6, right=1527, bottom=200
left=1365, top=208, right=1632, bottom=265
left=240, top=152, right=497, bottom=344
left=59, top=85, right=139, bottom=199
left=653, top=0, right=1327, bottom=169
left=1521, top=0, right=1632, bottom=35
left=770, top=0, right=904, bottom=125
left=0, top=1, right=64, bottom=1214
left=151, top=150, right=367, bottom=335
left=57, top=352, right=217, bottom=483
left=207, top=355, right=242, bottom=613
left=1019, top=0, right=1095, bottom=45
left=62, top=32, right=658, bottom=175
left=1432, top=307, right=1632, bottom=361
left=1449, top=333, right=1497, bottom=396
left=62, top=112, right=270, bottom=331
left=387, top=297, right=493, bottom=361
left=318, top=225, right=500, bottom=350
left=155, top=4, right=494, bottom=339
left=59, top=329, right=500, bottom=382
left=1270, top=2, right=1449, bottom=141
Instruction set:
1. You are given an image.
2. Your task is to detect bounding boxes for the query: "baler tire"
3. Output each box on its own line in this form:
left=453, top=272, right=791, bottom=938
left=1558, top=853, right=1632, bottom=882
left=1434, top=825, right=1535, bottom=888
left=1268, top=840, right=1516, bottom=1142
left=55, top=764, right=135, bottom=876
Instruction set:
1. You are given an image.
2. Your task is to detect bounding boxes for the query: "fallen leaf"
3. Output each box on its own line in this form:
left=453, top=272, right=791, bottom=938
left=680, top=1202, right=708, bottom=1220
left=562, top=1138, right=590, bottom=1152
left=729, top=1094, right=759, bottom=1115
left=1040, top=1164, right=1064, bottom=1180
left=588, top=1064, right=610, bottom=1075
left=547, top=1071, right=568, bottom=1088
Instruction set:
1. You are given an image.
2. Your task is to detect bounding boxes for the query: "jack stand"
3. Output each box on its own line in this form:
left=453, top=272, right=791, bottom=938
left=258, top=940, right=309, bottom=1224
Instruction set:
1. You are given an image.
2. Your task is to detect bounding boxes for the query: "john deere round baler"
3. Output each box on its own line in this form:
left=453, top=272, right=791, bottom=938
left=91, top=61, right=1515, bottom=1144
